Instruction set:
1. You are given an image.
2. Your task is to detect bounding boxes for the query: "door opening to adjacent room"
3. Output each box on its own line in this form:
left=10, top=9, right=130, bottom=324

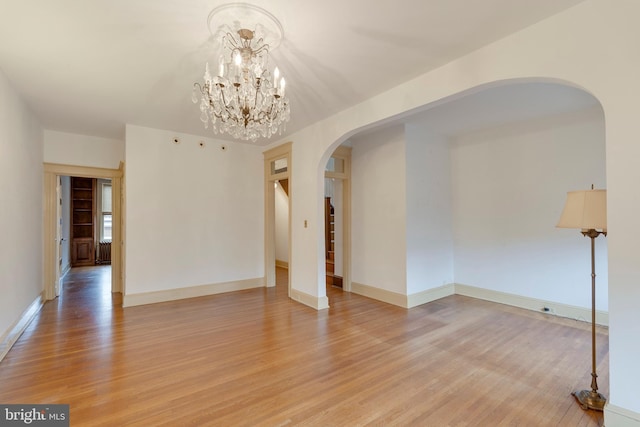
left=43, top=163, right=123, bottom=302
left=324, top=145, right=351, bottom=299
left=263, top=143, right=291, bottom=296
left=56, top=175, right=116, bottom=308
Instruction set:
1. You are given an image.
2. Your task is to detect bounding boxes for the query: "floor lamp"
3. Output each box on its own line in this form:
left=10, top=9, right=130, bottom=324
left=556, top=186, right=607, bottom=411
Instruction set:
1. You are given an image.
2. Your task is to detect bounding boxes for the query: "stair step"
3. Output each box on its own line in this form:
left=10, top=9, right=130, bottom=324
left=326, top=260, right=334, bottom=273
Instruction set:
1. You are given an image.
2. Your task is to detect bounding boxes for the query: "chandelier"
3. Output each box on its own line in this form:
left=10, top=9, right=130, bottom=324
left=192, top=10, right=290, bottom=142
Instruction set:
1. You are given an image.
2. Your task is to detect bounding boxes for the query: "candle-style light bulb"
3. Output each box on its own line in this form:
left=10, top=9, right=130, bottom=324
left=280, top=77, right=286, bottom=95
left=218, top=60, right=224, bottom=77
left=233, top=52, right=242, bottom=84
left=273, top=67, right=280, bottom=81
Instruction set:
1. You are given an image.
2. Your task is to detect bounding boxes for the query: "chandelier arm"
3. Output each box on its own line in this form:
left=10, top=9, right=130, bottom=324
left=252, top=44, right=270, bottom=56
left=224, top=31, right=242, bottom=50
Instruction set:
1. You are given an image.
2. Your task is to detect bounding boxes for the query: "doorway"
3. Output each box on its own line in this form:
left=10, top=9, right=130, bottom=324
left=263, top=143, right=291, bottom=295
left=43, top=163, right=123, bottom=301
left=274, top=178, right=289, bottom=270
left=324, top=145, right=351, bottom=295
left=60, top=176, right=114, bottom=298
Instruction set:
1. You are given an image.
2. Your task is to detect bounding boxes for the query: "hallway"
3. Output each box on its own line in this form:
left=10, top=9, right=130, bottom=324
left=60, top=265, right=118, bottom=307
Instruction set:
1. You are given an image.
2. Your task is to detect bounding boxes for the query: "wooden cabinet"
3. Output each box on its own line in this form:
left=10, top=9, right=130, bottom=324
left=71, top=177, right=96, bottom=266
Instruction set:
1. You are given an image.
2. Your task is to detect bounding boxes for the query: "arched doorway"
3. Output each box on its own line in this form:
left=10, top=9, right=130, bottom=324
left=315, top=81, right=605, bottom=311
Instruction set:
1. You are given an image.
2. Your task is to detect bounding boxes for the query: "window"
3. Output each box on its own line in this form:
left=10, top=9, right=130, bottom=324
left=271, top=157, right=287, bottom=175
left=101, top=182, right=112, bottom=241
left=325, top=156, right=344, bottom=173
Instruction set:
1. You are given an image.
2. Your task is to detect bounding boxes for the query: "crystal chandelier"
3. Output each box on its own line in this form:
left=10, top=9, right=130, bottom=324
left=192, top=26, right=290, bottom=142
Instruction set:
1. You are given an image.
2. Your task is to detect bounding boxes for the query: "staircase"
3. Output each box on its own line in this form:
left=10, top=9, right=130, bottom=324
left=325, top=197, right=342, bottom=288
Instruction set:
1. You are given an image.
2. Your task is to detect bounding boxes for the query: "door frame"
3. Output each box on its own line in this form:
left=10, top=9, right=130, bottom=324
left=43, top=162, right=124, bottom=300
left=56, top=176, right=63, bottom=296
left=263, top=142, right=292, bottom=295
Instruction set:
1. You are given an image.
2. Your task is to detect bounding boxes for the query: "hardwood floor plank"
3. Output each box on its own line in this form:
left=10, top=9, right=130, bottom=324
left=0, top=266, right=606, bottom=426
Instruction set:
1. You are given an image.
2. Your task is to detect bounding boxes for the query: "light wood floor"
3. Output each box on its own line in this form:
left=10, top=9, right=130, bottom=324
left=0, top=266, right=607, bottom=426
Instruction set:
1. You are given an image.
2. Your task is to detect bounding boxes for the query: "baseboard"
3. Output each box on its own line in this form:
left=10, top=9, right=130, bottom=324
left=605, top=403, right=640, bottom=427
left=454, top=283, right=609, bottom=326
left=351, top=282, right=455, bottom=308
left=407, top=284, right=455, bottom=308
left=290, top=288, right=329, bottom=310
left=123, top=277, right=264, bottom=307
left=0, top=294, right=44, bottom=362
left=275, top=259, right=289, bottom=269
left=351, top=282, right=408, bottom=307
left=61, top=263, right=71, bottom=279
left=348, top=281, right=609, bottom=326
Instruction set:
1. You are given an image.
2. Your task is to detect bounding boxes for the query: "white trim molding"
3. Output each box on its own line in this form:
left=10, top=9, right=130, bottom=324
left=407, top=284, right=456, bottom=308
left=605, top=403, right=640, bottom=427
left=60, top=264, right=71, bottom=280
left=0, top=294, right=44, bottom=362
left=351, top=282, right=408, bottom=307
left=43, top=162, right=124, bottom=299
left=349, top=281, right=608, bottom=327
left=454, top=283, right=609, bottom=327
left=290, top=289, right=329, bottom=310
left=351, top=282, right=456, bottom=308
left=123, top=277, right=264, bottom=307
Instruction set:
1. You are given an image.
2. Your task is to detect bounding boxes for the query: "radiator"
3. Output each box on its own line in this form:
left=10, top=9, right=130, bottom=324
left=97, top=241, right=112, bottom=264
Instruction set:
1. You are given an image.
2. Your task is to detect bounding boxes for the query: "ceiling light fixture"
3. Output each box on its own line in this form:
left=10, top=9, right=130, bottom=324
left=192, top=4, right=290, bottom=142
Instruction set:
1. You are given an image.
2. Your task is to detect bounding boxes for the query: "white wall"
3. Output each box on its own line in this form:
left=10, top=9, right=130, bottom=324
left=451, top=108, right=607, bottom=309
left=0, top=68, right=43, bottom=341
left=44, top=129, right=124, bottom=169
left=275, top=181, right=289, bottom=263
left=405, top=125, right=454, bottom=294
left=124, top=125, right=264, bottom=295
left=351, top=125, right=407, bottom=294
left=351, top=123, right=454, bottom=296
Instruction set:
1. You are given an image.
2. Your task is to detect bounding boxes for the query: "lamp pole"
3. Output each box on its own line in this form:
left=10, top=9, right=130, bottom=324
left=572, top=228, right=606, bottom=411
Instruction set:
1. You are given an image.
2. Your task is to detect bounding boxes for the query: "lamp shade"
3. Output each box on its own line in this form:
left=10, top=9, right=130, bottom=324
left=556, top=189, right=607, bottom=231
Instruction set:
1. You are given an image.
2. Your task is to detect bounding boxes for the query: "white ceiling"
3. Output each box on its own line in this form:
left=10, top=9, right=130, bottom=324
left=0, top=0, right=590, bottom=144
